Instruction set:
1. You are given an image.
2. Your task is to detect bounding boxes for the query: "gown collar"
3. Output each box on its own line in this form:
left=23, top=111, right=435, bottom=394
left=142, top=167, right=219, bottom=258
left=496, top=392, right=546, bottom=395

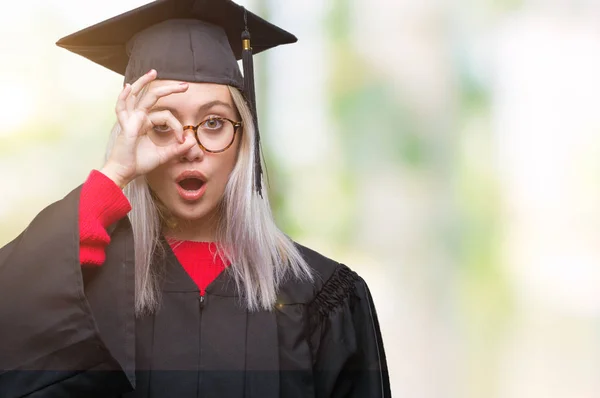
left=159, top=236, right=239, bottom=297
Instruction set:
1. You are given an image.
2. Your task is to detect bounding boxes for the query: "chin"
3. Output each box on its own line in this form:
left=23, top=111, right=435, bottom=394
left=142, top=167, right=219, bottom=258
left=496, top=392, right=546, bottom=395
left=169, top=198, right=220, bottom=223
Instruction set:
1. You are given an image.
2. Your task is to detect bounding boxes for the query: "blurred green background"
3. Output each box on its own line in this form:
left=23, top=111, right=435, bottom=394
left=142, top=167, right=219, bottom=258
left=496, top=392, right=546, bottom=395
left=3, top=1, right=600, bottom=397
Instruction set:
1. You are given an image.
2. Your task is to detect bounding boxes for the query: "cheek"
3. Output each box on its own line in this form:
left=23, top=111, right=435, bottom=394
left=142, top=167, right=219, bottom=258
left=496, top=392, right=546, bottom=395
left=210, top=150, right=238, bottom=190
left=145, top=164, right=171, bottom=197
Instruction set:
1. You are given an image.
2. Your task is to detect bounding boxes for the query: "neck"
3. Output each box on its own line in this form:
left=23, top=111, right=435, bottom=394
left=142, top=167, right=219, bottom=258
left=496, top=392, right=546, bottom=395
left=163, top=214, right=219, bottom=242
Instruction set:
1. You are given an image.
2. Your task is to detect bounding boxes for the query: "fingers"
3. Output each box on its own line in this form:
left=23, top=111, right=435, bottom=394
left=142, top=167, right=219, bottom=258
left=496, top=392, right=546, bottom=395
left=146, top=134, right=197, bottom=167
left=147, top=110, right=184, bottom=143
left=169, top=135, right=198, bottom=158
left=115, top=83, right=132, bottom=122
left=125, top=69, right=157, bottom=113
left=136, top=82, right=189, bottom=113
left=130, top=69, right=157, bottom=98
left=114, top=69, right=190, bottom=143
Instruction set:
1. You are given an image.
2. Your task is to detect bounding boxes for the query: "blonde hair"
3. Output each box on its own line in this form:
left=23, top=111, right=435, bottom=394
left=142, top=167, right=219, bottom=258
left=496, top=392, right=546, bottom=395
left=105, top=86, right=313, bottom=315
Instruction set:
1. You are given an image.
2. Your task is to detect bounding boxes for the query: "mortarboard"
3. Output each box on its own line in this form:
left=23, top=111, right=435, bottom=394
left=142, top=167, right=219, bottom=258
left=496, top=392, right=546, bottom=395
left=56, top=0, right=298, bottom=196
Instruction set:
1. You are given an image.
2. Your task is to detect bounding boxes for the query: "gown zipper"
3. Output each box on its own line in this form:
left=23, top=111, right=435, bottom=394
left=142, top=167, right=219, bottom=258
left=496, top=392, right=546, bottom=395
left=197, top=293, right=205, bottom=397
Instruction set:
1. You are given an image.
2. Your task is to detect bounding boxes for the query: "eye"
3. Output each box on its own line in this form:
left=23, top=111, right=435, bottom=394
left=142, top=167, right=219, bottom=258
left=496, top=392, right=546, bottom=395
left=200, top=117, right=224, bottom=130
left=152, top=124, right=171, bottom=134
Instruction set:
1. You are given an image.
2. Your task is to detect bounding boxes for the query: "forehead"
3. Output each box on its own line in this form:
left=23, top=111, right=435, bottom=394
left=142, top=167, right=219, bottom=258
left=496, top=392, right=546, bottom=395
left=149, top=80, right=234, bottom=111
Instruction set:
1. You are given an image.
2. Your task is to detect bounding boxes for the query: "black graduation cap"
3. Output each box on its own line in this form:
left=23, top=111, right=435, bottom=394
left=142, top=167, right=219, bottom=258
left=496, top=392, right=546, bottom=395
left=56, top=0, right=297, bottom=196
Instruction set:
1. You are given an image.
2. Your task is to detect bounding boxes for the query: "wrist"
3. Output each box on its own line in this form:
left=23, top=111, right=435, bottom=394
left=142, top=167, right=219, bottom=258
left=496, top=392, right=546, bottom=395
left=99, top=165, right=130, bottom=189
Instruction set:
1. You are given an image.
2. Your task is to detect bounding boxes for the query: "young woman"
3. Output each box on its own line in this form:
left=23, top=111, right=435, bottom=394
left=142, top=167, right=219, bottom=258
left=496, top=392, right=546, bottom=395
left=0, top=1, right=391, bottom=397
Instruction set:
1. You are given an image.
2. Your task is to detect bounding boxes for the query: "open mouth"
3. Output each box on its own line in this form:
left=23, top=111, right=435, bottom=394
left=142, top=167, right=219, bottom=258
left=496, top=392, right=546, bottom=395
left=178, top=178, right=204, bottom=191
left=175, top=171, right=207, bottom=201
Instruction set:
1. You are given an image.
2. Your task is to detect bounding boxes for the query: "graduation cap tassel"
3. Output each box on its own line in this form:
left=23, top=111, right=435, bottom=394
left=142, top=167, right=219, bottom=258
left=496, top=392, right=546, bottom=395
left=242, top=14, right=263, bottom=197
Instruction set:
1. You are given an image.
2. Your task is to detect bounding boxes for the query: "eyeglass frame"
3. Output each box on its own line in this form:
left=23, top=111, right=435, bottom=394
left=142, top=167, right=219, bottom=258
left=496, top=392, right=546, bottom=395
left=182, top=117, right=243, bottom=153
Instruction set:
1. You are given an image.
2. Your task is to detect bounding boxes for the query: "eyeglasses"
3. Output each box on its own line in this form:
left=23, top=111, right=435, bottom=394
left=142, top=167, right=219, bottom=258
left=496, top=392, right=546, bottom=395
left=148, top=117, right=242, bottom=153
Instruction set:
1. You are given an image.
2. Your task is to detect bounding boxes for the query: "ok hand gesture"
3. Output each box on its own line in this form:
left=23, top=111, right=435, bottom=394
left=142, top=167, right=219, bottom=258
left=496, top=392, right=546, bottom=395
left=101, top=69, right=196, bottom=187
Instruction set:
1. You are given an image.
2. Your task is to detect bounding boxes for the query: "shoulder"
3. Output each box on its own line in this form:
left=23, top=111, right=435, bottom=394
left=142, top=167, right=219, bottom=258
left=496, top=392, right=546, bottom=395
left=277, top=242, right=366, bottom=306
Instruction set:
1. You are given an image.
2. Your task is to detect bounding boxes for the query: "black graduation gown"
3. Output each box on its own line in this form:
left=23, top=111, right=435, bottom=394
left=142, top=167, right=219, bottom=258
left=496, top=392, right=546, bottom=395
left=0, top=186, right=391, bottom=398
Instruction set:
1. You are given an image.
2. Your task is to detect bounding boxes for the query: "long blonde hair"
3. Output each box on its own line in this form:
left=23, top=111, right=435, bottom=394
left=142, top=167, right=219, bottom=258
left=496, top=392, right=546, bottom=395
left=105, top=86, right=313, bottom=315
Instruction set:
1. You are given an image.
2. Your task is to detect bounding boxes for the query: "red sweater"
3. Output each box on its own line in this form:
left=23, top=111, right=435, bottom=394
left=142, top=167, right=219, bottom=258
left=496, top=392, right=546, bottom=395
left=79, top=170, right=227, bottom=295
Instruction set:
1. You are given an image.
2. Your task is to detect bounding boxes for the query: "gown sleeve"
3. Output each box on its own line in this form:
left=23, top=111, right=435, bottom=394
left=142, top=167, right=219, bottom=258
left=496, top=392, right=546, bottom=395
left=0, top=184, right=135, bottom=398
left=309, top=264, right=392, bottom=398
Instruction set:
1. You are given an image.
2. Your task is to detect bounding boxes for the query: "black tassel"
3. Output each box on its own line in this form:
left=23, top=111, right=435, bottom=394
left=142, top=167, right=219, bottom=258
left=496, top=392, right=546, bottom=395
left=241, top=11, right=263, bottom=197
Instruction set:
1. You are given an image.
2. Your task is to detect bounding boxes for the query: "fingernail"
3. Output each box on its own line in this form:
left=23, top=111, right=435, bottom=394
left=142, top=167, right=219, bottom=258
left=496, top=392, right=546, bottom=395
left=179, top=82, right=188, bottom=86
left=147, top=69, right=155, bottom=75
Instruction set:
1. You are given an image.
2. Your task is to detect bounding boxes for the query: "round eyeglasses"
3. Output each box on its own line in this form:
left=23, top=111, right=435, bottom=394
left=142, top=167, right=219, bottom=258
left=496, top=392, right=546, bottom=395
left=148, top=117, right=242, bottom=153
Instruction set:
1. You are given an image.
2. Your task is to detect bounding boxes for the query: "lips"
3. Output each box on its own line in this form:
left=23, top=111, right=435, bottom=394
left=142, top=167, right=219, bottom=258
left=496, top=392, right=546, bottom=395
left=175, top=170, right=207, bottom=201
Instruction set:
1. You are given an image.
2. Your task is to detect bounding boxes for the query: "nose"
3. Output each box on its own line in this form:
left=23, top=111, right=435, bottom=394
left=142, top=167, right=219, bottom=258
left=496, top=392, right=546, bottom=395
left=180, top=127, right=204, bottom=162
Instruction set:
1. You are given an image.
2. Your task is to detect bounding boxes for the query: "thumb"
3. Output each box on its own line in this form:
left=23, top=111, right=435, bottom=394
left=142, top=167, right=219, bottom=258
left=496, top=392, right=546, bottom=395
left=178, top=135, right=198, bottom=153
left=162, top=135, right=197, bottom=159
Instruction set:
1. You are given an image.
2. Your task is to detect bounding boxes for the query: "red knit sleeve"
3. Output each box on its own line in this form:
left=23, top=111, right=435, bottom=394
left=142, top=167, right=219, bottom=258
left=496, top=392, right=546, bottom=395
left=79, top=170, right=132, bottom=266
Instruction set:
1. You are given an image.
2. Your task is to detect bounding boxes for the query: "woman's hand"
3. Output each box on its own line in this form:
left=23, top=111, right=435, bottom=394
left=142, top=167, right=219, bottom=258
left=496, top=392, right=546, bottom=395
left=101, top=69, right=197, bottom=188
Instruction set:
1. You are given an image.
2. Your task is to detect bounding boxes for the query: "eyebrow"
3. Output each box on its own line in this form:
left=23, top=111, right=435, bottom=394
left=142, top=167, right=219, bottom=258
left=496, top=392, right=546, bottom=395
left=150, top=100, right=235, bottom=117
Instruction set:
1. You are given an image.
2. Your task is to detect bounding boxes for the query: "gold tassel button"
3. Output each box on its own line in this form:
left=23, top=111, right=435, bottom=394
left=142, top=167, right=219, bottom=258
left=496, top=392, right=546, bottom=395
left=243, top=38, right=251, bottom=51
